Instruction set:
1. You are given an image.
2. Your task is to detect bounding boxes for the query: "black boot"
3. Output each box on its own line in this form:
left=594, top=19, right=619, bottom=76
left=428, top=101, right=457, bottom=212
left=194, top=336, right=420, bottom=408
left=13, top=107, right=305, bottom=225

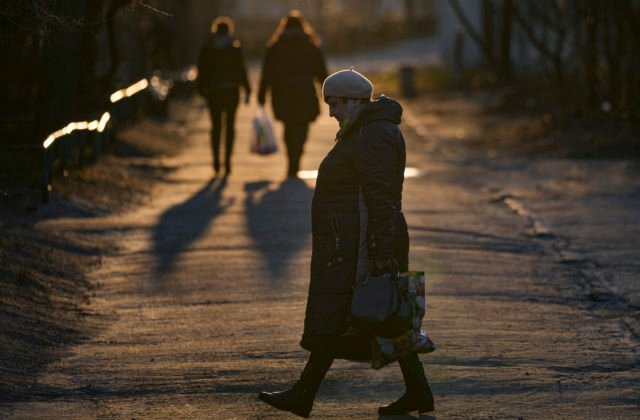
left=224, top=150, right=232, bottom=176
left=378, top=352, right=434, bottom=416
left=259, top=354, right=333, bottom=418
left=211, top=130, right=221, bottom=175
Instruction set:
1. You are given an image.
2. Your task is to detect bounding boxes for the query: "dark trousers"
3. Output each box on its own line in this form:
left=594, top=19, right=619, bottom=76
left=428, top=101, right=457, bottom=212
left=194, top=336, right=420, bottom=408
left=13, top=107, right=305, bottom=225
left=300, top=343, right=427, bottom=401
left=283, top=122, right=309, bottom=176
left=297, top=336, right=371, bottom=399
left=206, top=90, right=238, bottom=173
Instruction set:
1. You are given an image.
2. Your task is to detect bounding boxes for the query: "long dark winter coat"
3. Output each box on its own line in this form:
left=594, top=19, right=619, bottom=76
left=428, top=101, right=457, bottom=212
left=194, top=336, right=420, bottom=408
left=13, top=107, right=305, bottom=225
left=197, top=34, right=250, bottom=98
left=258, top=29, right=327, bottom=123
left=300, top=96, right=409, bottom=351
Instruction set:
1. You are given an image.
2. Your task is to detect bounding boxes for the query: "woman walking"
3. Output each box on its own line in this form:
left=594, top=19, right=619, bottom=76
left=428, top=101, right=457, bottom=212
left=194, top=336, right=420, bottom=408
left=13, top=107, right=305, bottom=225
left=258, top=69, right=435, bottom=417
left=257, top=10, right=327, bottom=177
left=197, top=16, right=251, bottom=176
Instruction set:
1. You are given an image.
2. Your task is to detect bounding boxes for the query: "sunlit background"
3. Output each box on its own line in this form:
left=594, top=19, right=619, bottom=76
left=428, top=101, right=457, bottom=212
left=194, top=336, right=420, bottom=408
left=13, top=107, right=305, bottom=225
left=1, top=0, right=638, bottom=204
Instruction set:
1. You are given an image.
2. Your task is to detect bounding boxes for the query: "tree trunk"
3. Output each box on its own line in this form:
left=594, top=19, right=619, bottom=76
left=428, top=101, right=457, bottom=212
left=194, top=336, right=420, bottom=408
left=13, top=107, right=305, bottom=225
left=513, top=0, right=565, bottom=84
left=35, top=1, right=87, bottom=140
left=449, top=0, right=500, bottom=74
left=481, top=0, right=495, bottom=66
left=603, top=7, right=623, bottom=110
left=584, top=3, right=599, bottom=107
left=94, top=0, right=131, bottom=89
left=499, top=0, right=514, bottom=80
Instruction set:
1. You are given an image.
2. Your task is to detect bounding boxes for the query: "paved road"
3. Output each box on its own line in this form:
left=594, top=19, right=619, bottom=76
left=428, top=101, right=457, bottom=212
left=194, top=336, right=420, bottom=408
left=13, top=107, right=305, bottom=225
left=3, top=84, right=639, bottom=418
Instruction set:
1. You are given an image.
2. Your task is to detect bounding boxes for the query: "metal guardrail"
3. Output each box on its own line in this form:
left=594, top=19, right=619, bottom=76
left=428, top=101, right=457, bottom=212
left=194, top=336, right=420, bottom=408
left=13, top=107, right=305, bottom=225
left=32, top=65, right=197, bottom=204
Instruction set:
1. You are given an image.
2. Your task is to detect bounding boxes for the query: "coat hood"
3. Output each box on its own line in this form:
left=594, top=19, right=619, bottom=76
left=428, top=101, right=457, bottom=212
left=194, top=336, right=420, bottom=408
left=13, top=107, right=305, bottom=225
left=276, top=28, right=313, bottom=46
left=338, top=95, right=403, bottom=139
left=359, top=95, right=403, bottom=126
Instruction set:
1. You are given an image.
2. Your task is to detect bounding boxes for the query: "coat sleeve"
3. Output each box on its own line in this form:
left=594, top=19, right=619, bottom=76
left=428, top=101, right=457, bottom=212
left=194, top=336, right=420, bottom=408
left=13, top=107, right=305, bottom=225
left=257, top=48, right=273, bottom=105
left=196, top=46, right=208, bottom=95
left=235, top=46, right=251, bottom=95
left=353, top=123, right=400, bottom=260
left=314, top=46, right=328, bottom=85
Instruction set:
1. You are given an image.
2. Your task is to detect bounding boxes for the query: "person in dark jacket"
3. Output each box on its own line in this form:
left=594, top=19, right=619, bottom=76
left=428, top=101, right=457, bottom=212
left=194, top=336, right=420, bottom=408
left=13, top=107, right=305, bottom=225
left=197, top=17, right=251, bottom=176
left=258, top=69, right=435, bottom=417
left=258, top=10, right=327, bottom=177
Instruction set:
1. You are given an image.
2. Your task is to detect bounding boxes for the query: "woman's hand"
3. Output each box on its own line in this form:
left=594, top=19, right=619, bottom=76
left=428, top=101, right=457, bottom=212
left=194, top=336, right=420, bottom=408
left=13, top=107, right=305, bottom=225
left=374, top=258, right=395, bottom=274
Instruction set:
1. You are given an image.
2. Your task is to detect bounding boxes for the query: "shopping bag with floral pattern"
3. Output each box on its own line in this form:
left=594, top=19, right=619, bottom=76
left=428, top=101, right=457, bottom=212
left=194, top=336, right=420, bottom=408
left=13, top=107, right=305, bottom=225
left=371, top=271, right=436, bottom=369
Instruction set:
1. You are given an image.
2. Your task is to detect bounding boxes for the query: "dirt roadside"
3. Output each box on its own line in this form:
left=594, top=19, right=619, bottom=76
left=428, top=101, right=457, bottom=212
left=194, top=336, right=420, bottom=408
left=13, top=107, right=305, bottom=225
left=400, top=88, right=640, bottom=417
left=0, top=99, right=195, bottom=402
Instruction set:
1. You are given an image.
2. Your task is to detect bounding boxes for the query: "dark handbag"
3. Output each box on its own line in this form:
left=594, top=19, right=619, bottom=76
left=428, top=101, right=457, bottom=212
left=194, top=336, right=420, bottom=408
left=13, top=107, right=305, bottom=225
left=350, top=271, right=413, bottom=338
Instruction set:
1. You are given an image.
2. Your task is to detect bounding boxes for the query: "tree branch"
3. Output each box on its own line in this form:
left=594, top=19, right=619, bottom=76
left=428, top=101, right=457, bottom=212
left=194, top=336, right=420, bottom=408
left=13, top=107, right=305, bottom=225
left=448, top=0, right=486, bottom=54
left=448, top=0, right=498, bottom=69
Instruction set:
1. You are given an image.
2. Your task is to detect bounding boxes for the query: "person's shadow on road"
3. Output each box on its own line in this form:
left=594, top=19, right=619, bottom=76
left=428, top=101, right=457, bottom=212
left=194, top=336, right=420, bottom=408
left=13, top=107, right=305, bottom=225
left=244, top=177, right=313, bottom=285
left=152, top=177, right=232, bottom=282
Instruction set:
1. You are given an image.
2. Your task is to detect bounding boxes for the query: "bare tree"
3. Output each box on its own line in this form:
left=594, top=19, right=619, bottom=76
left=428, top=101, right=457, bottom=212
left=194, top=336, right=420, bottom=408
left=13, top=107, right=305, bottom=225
left=621, top=0, right=640, bottom=111
left=94, top=0, right=132, bottom=89
left=513, top=0, right=569, bottom=84
left=499, top=0, right=514, bottom=80
left=448, top=0, right=513, bottom=80
left=450, top=0, right=639, bottom=114
left=600, top=0, right=640, bottom=111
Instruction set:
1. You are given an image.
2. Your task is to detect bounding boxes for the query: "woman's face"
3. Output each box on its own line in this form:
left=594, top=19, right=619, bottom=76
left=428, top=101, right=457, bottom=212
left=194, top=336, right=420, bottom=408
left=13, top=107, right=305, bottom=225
left=326, top=97, right=361, bottom=128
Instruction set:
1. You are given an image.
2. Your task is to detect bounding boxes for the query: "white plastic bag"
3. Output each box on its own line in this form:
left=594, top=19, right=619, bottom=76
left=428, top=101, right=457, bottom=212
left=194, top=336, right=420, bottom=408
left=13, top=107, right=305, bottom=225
left=250, top=107, right=278, bottom=155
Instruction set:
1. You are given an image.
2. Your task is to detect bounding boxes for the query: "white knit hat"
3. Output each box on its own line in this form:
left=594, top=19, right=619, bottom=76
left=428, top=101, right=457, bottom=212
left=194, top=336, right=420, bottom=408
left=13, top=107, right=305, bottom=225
left=322, top=68, right=373, bottom=100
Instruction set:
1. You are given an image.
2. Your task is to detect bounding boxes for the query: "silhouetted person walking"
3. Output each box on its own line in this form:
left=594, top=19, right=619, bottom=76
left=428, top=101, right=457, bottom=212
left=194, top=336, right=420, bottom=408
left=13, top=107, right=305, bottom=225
left=258, top=69, right=435, bottom=417
left=197, top=16, right=251, bottom=176
left=258, top=10, right=327, bottom=177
